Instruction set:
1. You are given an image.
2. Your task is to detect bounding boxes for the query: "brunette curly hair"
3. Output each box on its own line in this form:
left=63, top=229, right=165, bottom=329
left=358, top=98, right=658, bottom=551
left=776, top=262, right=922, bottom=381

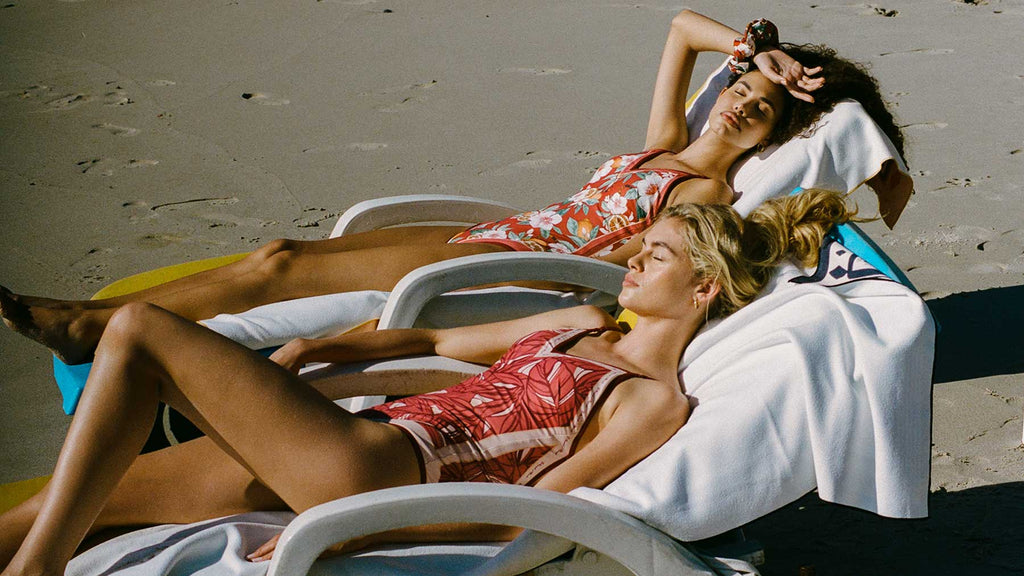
left=731, top=43, right=906, bottom=162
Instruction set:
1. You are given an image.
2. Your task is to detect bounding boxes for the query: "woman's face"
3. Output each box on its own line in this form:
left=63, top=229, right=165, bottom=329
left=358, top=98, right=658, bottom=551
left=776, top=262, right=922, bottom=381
left=619, top=219, right=709, bottom=319
left=709, top=70, right=788, bottom=150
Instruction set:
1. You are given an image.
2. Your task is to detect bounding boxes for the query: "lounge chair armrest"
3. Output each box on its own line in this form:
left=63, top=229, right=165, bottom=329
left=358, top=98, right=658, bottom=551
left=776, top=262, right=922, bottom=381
left=379, top=253, right=627, bottom=329
left=266, top=483, right=713, bottom=576
left=330, top=194, right=521, bottom=237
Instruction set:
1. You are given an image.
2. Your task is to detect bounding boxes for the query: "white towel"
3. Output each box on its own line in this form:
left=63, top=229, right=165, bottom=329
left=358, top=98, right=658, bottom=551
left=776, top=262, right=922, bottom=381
left=199, top=291, right=390, bottom=349
left=571, top=238, right=935, bottom=541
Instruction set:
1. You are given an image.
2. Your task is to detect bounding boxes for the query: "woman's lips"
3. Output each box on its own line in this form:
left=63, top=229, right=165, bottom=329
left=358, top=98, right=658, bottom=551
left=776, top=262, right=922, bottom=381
left=622, top=274, right=638, bottom=287
left=721, top=111, right=740, bottom=129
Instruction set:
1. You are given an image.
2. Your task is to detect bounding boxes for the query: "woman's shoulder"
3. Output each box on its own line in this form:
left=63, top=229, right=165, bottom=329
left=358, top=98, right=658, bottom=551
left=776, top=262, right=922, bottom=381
left=607, top=376, right=690, bottom=427
left=666, top=176, right=735, bottom=206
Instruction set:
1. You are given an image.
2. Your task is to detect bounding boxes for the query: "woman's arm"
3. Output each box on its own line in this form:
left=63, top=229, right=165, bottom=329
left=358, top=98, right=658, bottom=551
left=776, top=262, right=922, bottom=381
left=271, top=304, right=617, bottom=373
left=645, top=10, right=740, bottom=152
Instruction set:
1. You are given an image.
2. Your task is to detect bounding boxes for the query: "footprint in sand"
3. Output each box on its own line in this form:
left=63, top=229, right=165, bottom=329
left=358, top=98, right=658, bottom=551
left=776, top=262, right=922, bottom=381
left=200, top=214, right=280, bottom=229
left=606, top=3, right=682, bottom=11
left=76, top=158, right=114, bottom=176
left=241, top=92, right=290, bottom=106
left=150, top=197, right=239, bottom=212
left=901, top=121, right=947, bottom=132
left=4, top=85, right=52, bottom=100
left=346, top=143, right=388, bottom=151
left=92, top=122, right=139, bottom=137
left=367, top=80, right=437, bottom=112
left=293, top=209, right=339, bottom=229
left=103, top=90, right=133, bottom=106
left=864, top=5, right=899, bottom=17
left=879, top=48, right=954, bottom=57
left=147, top=79, right=176, bottom=87
left=136, top=234, right=188, bottom=249
left=126, top=159, right=159, bottom=168
left=47, top=93, right=91, bottom=110
left=498, top=67, right=572, bottom=76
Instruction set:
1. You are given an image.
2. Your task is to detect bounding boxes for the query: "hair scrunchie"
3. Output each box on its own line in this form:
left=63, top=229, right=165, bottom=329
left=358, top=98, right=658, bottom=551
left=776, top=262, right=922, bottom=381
left=727, top=18, right=780, bottom=75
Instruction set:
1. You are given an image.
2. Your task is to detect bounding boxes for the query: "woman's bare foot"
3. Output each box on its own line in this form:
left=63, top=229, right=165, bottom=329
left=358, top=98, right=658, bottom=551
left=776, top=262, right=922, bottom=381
left=0, top=288, right=96, bottom=365
left=0, top=285, right=80, bottom=309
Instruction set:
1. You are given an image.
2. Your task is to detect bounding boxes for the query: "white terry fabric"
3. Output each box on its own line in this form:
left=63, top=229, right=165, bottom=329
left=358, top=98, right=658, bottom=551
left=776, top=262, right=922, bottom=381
left=686, top=60, right=911, bottom=217
left=199, top=291, right=389, bottom=349
left=66, top=512, right=504, bottom=576
left=570, top=239, right=935, bottom=542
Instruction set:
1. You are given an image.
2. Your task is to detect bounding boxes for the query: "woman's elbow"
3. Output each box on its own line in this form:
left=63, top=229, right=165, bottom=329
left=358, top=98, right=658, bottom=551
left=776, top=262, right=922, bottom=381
left=671, top=9, right=696, bottom=30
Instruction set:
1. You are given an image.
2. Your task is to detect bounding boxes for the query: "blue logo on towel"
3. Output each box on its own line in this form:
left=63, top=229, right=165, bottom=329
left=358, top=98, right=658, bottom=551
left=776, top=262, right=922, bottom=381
left=791, top=239, right=892, bottom=287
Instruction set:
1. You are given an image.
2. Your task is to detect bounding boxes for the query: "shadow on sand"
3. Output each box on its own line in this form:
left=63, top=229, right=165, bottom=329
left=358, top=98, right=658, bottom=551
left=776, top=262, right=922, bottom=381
left=927, top=285, right=1024, bottom=384
left=747, top=481, right=1024, bottom=575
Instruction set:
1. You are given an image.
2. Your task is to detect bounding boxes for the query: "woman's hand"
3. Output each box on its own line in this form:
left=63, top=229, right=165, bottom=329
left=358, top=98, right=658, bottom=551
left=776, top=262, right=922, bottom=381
left=246, top=532, right=368, bottom=563
left=752, top=48, right=824, bottom=102
left=247, top=533, right=280, bottom=562
left=269, top=338, right=311, bottom=373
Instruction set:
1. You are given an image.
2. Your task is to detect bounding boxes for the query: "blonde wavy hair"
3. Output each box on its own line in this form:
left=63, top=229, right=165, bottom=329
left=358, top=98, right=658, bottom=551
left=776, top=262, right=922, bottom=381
left=658, top=189, right=857, bottom=319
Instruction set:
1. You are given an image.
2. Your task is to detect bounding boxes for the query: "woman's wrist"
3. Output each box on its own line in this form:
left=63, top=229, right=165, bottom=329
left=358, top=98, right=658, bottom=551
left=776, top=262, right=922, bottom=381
left=728, top=18, right=780, bottom=74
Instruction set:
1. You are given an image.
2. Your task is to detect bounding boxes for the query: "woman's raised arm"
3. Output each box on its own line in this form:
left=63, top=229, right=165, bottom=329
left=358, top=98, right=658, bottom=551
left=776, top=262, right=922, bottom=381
left=644, top=10, right=739, bottom=152
left=270, top=304, right=617, bottom=374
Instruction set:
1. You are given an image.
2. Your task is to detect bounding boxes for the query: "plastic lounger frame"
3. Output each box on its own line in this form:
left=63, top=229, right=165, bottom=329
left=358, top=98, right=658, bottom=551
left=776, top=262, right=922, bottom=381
left=267, top=483, right=725, bottom=576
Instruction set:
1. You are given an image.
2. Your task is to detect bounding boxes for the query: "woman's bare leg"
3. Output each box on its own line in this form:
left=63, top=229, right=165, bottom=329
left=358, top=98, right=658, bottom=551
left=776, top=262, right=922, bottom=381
left=1, top=303, right=421, bottom=575
left=0, top=437, right=286, bottom=567
left=23, top=225, right=472, bottom=310
left=0, top=227, right=507, bottom=364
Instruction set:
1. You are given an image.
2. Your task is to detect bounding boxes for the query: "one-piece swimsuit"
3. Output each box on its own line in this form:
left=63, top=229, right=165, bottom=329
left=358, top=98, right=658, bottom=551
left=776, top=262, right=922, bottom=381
left=358, top=328, right=643, bottom=485
left=447, top=150, right=695, bottom=257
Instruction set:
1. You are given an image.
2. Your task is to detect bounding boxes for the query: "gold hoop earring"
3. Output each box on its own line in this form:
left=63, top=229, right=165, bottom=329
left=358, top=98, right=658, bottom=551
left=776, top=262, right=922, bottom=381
left=692, top=295, right=700, bottom=309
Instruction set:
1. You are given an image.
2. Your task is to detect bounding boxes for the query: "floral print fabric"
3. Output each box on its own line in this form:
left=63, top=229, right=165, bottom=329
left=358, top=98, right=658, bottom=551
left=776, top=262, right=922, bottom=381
left=360, top=328, right=639, bottom=485
left=448, top=150, right=693, bottom=257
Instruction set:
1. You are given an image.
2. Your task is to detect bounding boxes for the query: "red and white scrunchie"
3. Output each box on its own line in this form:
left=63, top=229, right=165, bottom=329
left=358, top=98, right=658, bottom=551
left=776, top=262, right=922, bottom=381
left=727, top=18, right=780, bottom=75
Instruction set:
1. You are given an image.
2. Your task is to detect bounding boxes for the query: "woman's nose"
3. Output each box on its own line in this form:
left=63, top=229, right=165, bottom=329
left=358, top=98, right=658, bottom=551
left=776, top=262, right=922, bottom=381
left=626, top=253, right=641, bottom=270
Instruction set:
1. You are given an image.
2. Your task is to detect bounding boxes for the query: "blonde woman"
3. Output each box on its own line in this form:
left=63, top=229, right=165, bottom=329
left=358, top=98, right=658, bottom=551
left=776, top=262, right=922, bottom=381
left=1, top=189, right=855, bottom=573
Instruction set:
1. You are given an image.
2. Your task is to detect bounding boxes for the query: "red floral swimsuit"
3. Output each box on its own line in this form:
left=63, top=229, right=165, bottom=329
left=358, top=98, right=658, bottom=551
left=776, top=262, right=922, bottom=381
left=359, top=328, right=642, bottom=485
left=448, top=150, right=695, bottom=257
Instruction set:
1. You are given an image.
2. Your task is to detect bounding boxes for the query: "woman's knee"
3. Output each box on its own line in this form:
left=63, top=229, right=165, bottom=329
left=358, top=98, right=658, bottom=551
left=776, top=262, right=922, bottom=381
left=254, top=246, right=303, bottom=280
left=104, top=302, right=173, bottom=345
left=253, top=238, right=300, bottom=261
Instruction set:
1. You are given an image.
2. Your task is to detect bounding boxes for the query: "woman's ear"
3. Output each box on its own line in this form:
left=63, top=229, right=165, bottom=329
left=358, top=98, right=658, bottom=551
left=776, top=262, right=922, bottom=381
left=695, top=278, right=721, bottom=308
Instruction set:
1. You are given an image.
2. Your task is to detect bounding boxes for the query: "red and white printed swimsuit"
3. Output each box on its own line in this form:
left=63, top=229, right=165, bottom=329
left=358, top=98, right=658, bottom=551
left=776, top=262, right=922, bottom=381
left=359, top=328, right=642, bottom=485
left=447, top=150, right=695, bottom=257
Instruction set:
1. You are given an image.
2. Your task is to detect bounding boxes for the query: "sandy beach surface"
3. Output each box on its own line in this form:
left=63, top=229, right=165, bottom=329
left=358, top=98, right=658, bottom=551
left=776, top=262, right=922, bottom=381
left=1, top=0, right=1022, bottom=573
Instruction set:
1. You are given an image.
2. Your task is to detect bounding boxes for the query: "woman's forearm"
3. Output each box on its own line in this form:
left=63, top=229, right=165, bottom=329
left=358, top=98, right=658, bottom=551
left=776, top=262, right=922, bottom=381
left=289, top=328, right=439, bottom=367
left=669, top=9, right=739, bottom=55
left=645, top=10, right=743, bottom=150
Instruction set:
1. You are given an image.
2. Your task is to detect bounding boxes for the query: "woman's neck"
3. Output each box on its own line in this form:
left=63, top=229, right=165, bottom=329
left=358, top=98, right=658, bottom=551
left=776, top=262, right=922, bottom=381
left=672, top=132, right=751, bottom=181
left=610, top=314, right=704, bottom=387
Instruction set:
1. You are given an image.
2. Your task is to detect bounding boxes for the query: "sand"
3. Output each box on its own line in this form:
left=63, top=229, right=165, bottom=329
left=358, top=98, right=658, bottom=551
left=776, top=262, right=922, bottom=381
left=0, top=0, right=1021, bottom=573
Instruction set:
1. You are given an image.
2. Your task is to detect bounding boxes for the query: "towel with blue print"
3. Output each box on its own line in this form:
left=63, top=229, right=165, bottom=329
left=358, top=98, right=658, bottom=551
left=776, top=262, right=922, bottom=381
left=790, top=236, right=892, bottom=288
